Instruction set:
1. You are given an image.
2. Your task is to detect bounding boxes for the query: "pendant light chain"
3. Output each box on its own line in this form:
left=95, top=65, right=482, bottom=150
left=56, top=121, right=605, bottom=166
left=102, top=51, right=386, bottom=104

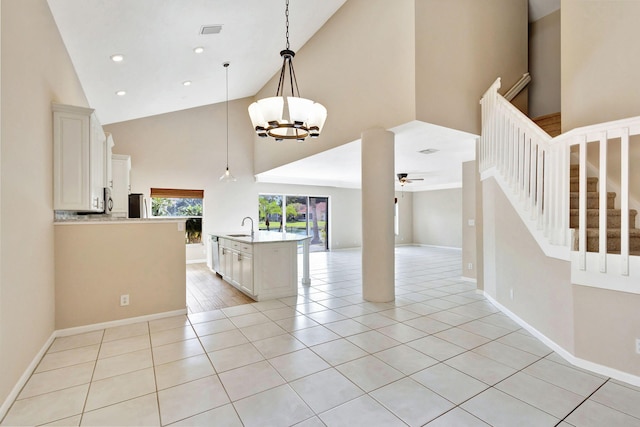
left=225, top=62, right=229, bottom=169
left=285, top=0, right=290, bottom=50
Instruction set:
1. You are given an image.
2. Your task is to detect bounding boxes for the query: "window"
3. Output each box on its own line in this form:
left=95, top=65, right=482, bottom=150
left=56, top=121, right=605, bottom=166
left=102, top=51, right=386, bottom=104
left=151, top=188, right=203, bottom=244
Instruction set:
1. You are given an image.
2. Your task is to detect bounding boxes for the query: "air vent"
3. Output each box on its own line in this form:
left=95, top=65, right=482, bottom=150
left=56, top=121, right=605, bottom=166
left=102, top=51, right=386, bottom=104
left=419, top=148, right=439, bottom=155
left=200, top=25, right=222, bottom=35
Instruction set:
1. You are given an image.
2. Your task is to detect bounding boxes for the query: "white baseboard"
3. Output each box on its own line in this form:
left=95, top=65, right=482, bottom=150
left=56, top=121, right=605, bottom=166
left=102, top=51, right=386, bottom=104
left=460, top=276, right=477, bottom=283
left=484, top=293, right=640, bottom=387
left=56, top=308, right=188, bottom=337
left=0, top=332, right=56, bottom=421
left=413, top=244, right=463, bottom=251
left=1, top=308, right=188, bottom=420
left=186, top=259, right=207, bottom=265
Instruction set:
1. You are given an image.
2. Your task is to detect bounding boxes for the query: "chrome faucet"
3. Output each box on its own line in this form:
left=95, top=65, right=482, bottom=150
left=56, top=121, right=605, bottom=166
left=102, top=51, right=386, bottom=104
left=241, top=216, right=254, bottom=240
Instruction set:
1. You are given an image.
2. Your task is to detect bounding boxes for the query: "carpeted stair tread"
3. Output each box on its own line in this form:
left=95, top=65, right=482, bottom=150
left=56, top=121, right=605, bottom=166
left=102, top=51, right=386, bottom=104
left=570, top=192, right=616, bottom=209
left=574, top=228, right=640, bottom=252
left=570, top=176, right=598, bottom=192
left=584, top=228, right=640, bottom=237
left=569, top=209, right=638, bottom=229
left=570, top=208, right=637, bottom=216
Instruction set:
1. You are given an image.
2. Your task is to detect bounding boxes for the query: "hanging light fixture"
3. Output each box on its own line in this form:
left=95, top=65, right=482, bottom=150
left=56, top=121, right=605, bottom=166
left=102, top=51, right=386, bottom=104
left=248, top=0, right=327, bottom=142
left=219, top=62, right=236, bottom=182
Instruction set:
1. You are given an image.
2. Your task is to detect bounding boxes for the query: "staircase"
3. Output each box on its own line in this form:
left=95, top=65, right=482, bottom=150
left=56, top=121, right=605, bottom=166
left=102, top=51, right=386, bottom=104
left=569, top=164, right=640, bottom=254
left=480, top=77, right=640, bottom=291
left=533, top=112, right=562, bottom=137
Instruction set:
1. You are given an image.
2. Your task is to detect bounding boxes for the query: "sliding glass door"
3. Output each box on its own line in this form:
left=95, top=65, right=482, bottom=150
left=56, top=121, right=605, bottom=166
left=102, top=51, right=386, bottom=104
left=259, top=194, right=329, bottom=252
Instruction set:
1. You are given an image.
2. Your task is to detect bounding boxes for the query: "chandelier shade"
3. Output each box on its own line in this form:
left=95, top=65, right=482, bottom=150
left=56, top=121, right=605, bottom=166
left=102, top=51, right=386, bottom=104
left=248, top=0, right=327, bottom=142
left=248, top=96, right=327, bottom=141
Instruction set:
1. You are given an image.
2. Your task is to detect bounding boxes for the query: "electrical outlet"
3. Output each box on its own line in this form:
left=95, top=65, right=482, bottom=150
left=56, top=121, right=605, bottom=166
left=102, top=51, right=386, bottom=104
left=468, top=219, right=475, bottom=226
left=510, top=288, right=514, bottom=300
left=467, top=263, right=473, bottom=270
left=120, top=294, right=130, bottom=306
left=636, top=338, right=640, bottom=354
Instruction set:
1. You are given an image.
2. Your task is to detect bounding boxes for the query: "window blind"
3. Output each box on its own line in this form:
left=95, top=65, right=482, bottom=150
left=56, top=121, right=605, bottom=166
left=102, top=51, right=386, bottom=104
left=150, top=188, right=204, bottom=199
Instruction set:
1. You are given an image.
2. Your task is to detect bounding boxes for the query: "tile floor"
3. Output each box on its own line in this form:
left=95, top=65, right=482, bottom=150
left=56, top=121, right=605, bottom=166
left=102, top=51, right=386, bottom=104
left=2, top=246, right=640, bottom=426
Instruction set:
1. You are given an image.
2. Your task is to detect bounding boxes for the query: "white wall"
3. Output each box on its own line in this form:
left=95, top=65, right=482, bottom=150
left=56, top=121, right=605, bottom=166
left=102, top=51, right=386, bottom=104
left=0, top=0, right=89, bottom=410
left=482, top=178, right=574, bottom=351
left=253, top=0, right=416, bottom=174
left=412, top=188, right=462, bottom=249
left=416, top=0, right=529, bottom=134
left=529, top=10, right=561, bottom=118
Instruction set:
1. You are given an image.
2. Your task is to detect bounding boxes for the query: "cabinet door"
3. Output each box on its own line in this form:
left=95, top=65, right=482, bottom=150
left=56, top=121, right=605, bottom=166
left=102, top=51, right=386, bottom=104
left=231, top=251, right=241, bottom=285
left=90, top=116, right=106, bottom=211
left=105, top=134, right=115, bottom=189
left=239, top=252, right=254, bottom=295
left=111, top=155, right=131, bottom=214
left=53, top=110, right=91, bottom=210
left=52, top=104, right=106, bottom=212
left=219, top=246, right=228, bottom=277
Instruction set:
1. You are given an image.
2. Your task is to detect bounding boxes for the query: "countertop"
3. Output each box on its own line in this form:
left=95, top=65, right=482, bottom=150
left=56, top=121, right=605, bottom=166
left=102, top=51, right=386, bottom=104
left=54, top=216, right=186, bottom=225
left=211, top=231, right=312, bottom=244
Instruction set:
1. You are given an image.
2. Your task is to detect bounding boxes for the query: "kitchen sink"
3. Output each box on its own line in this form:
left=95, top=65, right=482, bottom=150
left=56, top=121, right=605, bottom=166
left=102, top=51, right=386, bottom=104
left=226, top=233, right=251, bottom=237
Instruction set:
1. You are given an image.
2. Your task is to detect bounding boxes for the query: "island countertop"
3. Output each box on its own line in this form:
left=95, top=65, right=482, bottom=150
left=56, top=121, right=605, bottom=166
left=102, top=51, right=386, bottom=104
left=211, top=231, right=312, bottom=244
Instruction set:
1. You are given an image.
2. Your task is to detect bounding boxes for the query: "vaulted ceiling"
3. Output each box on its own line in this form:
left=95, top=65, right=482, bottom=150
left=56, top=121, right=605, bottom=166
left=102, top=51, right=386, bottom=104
left=47, top=0, right=558, bottom=191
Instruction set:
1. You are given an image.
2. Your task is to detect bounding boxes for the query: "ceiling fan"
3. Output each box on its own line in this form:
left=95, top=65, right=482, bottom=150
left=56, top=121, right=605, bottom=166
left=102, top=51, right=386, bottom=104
left=397, top=173, right=424, bottom=186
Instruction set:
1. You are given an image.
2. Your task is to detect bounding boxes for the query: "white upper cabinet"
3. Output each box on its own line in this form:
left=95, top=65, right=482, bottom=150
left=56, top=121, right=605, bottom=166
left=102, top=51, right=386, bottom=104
left=105, top=133, right=115, bottom=189
left=111, top=154, right=131, bottom=215
left=53, top=103, right=106, bottom=212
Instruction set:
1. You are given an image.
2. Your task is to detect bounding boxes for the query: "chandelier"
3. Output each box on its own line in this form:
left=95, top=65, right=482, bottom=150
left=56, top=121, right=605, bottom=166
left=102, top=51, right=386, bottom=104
left=248, top=0, right=327, bottom=142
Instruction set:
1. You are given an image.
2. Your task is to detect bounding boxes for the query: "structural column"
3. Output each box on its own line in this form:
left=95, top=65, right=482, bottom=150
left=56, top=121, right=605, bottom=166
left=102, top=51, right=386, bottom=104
left=361, top=128, right=395, bottom=302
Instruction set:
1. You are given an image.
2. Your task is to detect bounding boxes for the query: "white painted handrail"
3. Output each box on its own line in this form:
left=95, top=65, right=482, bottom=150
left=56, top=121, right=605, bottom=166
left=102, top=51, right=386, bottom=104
left=480, top=78, right=640, bottom=289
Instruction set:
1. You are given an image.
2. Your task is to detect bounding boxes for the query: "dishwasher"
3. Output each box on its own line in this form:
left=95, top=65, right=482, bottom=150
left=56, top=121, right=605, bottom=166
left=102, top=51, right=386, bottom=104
left=210, top=235, right=221, bottom=275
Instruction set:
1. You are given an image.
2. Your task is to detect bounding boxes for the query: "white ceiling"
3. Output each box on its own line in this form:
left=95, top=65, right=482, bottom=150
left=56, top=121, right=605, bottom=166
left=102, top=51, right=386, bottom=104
left=47, top=0, right=555, bottom=192
left=256, top=121, right=479, bottom=192
left=47, top=0, right=347, bottom=125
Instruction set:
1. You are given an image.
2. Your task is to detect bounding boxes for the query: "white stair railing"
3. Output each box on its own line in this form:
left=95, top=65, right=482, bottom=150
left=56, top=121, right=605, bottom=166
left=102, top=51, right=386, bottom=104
left=480, top=78, right=640, bottom=294
left=480, top=78, right=569, bottom=259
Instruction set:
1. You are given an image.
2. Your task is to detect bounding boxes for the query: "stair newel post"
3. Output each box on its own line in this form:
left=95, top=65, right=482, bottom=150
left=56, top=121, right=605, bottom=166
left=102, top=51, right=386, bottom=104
left=621, top=127, right=630, bottom=276
left=578, top=136, right=588, bottom=270
left=599, top=132, right=609, bottom=273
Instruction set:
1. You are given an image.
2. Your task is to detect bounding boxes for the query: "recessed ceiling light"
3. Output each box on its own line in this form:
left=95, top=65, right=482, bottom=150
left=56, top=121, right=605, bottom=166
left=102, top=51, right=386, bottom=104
left=183, top=81, right=192, bottom=86
left=110, top=54, right=124, bottom=62
left=116, top=90, right=126, bottom=96
left=193, top=46, right=204, bottom=54
left=419, top=148, right=439, bottom=155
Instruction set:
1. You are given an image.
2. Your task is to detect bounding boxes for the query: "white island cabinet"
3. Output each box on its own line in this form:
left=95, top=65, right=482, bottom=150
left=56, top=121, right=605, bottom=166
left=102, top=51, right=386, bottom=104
left=213, top=232, right=311, bottom=301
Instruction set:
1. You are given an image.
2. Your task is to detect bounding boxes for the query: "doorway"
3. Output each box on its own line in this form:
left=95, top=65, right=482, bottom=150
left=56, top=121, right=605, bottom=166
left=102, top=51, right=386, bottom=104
left=259, top=194, right=329, bottom=252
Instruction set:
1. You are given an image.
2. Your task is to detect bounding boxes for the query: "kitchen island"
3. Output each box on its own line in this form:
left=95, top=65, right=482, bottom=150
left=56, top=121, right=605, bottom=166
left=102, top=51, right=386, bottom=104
left=210, top=231, right=312, bottom=301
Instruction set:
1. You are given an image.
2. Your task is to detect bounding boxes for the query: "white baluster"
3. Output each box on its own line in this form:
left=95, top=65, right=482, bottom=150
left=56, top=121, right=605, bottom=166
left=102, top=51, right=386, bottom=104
left=621, top=127, right=630, bottom=276
left=579, top=136, right=587, bottom=270
left=599, top=133, right=608, bottom=273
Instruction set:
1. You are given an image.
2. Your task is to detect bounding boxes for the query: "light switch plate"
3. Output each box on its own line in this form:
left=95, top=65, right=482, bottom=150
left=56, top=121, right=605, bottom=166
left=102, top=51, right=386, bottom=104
left=178, top=222, right=185, bottom=231
left=468, top=219, right=475, bottom=226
